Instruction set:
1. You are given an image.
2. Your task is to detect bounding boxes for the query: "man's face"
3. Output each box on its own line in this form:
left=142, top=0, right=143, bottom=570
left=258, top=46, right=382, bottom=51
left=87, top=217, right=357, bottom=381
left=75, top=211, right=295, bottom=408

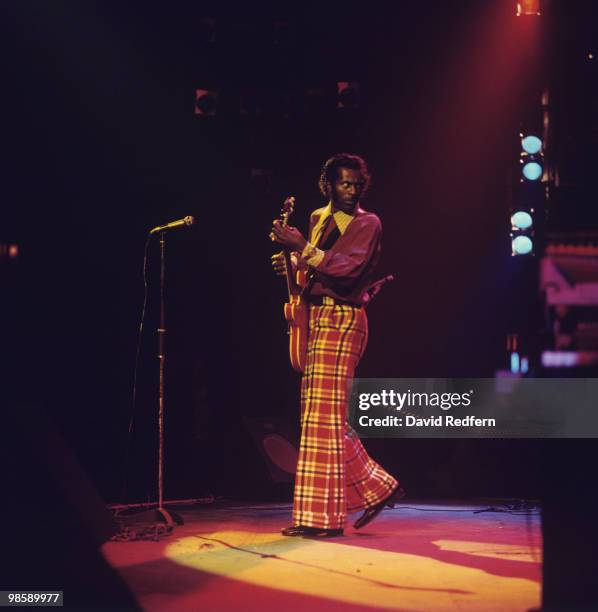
left=331, top=167, right=365, bottom=214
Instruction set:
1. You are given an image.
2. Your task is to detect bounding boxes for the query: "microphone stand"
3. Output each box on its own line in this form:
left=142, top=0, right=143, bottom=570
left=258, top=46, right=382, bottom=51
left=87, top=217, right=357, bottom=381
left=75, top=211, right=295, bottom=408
left=154, top=231, right=183, bottom=527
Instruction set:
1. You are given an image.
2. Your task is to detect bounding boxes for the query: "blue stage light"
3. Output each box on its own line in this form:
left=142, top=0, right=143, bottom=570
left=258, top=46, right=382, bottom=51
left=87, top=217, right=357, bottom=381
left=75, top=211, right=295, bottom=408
left=521, top=135, right=542, bottom=154
left=511, top=211, right=533, bottom=230
left=512, top=235, right=533, bottom=255
left=522, top=161, right=542, bottom=181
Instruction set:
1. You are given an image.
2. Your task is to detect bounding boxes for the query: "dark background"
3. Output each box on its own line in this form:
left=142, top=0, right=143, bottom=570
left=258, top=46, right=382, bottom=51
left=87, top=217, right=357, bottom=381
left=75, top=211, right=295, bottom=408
left=3, top=1, right=597, bottom=504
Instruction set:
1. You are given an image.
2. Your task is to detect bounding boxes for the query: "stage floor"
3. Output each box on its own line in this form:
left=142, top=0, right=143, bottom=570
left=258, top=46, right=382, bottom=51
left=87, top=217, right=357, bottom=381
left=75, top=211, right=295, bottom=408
left=102, top=500, right=542, bottom=611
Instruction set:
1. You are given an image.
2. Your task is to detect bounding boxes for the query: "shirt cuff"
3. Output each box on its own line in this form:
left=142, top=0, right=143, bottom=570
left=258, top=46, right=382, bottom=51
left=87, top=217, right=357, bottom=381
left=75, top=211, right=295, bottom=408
left=301, top=242, right=325, bottom=268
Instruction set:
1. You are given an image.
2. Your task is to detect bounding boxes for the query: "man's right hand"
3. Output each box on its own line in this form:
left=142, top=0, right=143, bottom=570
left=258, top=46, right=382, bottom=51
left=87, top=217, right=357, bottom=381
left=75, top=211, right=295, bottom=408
left=271, top=251, right=288, bottom=276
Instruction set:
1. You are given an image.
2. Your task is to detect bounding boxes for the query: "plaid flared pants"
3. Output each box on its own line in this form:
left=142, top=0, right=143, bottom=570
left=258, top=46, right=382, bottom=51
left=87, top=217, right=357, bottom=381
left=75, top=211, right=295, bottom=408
left=292, top=300, right=398, bottom=529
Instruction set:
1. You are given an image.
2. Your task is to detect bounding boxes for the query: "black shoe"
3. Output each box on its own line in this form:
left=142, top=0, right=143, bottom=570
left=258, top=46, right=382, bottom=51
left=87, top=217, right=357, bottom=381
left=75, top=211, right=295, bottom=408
left=281, top=525, right=344, bottom=538
left=353, top=485, right=405, bottom=530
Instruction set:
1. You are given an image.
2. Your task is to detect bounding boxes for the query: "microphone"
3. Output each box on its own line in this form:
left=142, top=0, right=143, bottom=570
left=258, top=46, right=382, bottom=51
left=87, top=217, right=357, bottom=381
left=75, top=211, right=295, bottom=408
left=149, top=215, right=195, bottom=235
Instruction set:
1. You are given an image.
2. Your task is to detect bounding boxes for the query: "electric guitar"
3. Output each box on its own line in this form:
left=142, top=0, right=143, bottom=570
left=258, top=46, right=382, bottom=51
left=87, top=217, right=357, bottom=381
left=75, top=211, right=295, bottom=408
left=279, top=196, right=308, bottom=373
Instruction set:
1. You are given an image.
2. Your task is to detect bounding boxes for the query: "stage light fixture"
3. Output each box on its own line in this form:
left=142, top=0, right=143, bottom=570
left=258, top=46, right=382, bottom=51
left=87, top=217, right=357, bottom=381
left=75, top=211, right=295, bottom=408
left=510, top=208, right=534, bottom=255
left=519, top=131, right=544, bottom=181
left=194, top=89, right=218, bottom=116
left=0, top=243, right=19, bottom=260
left=510, top=351, right=520, bottom=374
left=522, top=160, right=542, bottom=181
left=337, top=82, right=360, bottom=109
left=510, top=129, right=544, bottom=256
left=516, top=0, right=541, bottom=16
left=512, top=235, right=533, bottom=255
left=511, top=211, right=533, bottom=230
left=521, top=135, right=542, bottom=154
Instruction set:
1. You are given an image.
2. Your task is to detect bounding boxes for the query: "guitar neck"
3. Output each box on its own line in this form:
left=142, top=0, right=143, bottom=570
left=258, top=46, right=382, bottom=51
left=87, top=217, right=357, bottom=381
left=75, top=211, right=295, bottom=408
left=279, top=196, right=301, bottom=298
left=283, top=248, right=300, bottom=297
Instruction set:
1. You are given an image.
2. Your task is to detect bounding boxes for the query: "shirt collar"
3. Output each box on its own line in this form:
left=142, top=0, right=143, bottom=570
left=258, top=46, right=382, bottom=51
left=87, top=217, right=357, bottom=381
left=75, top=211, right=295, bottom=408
left=324, top=202, right=355, bottom=236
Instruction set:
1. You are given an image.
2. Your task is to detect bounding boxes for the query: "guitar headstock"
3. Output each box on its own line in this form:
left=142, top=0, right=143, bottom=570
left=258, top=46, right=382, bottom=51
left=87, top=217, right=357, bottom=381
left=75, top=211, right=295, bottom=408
left=280, top=196, right=295, bottom=228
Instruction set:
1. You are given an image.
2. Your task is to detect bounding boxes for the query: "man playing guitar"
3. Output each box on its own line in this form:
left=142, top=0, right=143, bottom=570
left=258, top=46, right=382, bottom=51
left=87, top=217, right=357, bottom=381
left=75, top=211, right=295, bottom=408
left=270, top=153, right=403, bottom=537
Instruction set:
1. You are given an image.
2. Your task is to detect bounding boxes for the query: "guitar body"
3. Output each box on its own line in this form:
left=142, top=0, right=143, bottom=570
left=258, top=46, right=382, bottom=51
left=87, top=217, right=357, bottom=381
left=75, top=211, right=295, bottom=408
left=284, top=294, right=308, bottom=373
left=278, top=197, right=309, bottom=374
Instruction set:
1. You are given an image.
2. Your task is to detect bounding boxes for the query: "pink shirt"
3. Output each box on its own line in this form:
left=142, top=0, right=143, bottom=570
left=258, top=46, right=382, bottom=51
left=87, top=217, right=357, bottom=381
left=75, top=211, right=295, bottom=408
left=305, top=206, right=382, bottom=305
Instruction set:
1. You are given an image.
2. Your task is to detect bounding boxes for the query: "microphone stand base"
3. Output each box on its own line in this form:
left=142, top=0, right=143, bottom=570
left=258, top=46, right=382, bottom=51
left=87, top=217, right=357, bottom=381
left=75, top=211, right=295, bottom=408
left=155, top=507, right=184, bottom=527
